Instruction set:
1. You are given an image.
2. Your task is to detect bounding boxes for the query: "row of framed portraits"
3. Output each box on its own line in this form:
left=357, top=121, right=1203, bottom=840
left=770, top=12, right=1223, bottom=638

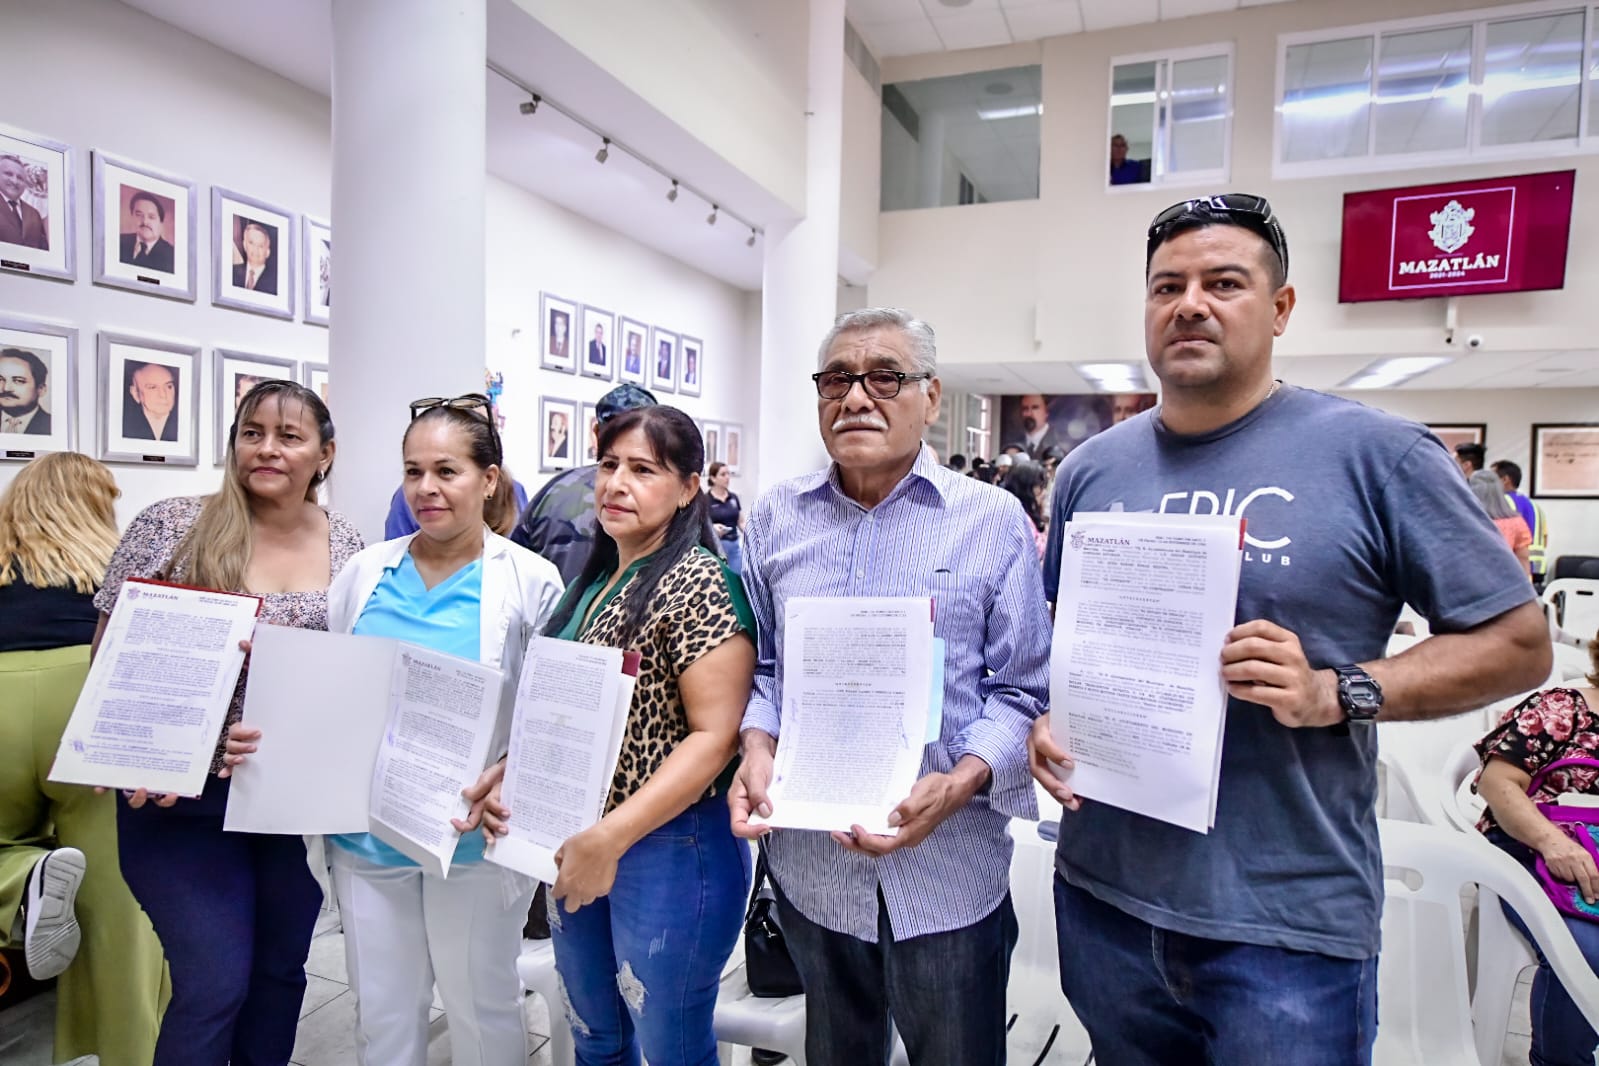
left=1429, top=422, right=1599, bottom=499
left=539, top=292, right=703, bottom=398
left=0, top=315, right=327, bottom=467
left=0, top=124, right=331, bottom=325
left=534, top=394, right=744, bottom=478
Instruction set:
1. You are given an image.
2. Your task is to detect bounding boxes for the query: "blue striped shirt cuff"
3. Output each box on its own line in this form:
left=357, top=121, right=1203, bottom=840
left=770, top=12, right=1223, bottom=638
left=741, top=695, right=781, bottom=740
left=951, top=713, right=1037, bottom=820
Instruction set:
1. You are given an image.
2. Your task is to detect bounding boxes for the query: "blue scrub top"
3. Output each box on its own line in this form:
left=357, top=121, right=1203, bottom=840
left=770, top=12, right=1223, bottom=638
left=328, top=551, right=489, bottom=867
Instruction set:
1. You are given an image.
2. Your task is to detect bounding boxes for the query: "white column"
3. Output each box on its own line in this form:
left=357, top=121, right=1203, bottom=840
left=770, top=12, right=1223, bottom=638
left=756, top=0, right=846, bottom=494
left=329, top=0, right=486, bottom=542
left=917, top=111, right=947, bottom=209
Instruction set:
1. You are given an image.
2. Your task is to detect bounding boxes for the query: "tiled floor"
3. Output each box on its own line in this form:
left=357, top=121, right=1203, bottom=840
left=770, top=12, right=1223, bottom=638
left=0, top=906, right=1542, bottom=1066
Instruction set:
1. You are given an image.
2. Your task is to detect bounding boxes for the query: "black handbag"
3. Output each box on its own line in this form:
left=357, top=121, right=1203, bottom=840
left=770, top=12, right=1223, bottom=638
left=744, top=840, right=803, bottom=998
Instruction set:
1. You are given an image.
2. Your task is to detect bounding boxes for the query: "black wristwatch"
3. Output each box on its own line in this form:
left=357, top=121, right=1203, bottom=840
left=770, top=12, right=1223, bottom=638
left=1334, top=665, right=1383, bottom=723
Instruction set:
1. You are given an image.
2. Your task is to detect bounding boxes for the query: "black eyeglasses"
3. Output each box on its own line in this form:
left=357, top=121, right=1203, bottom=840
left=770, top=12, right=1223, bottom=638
left=1146, top=193, right=1288, bottom=280
left=409, top=394, right=493, bottom=422
left=811, top=369, right=933, bottom=401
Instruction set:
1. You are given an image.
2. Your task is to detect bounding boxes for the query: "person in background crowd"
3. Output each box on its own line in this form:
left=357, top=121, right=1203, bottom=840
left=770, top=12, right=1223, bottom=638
left=510, top=383, right=657, bottom=585
left=1001, top=460, right=1050, bottom=560
left=706, top=460, right=746, bottom=573
left=1456, top=441, right=1487, bottom=477
left=1032, top=194, right=1550, bottom=1064
left=477, top=405, right=754, bottom=1066
left=232, top=393, right=561, bottom=1066
left=1496, top=459, right=1550, bottom=590
left=1475, top=636, right=1599, bottom=1066
left=1109, top=133, right=1147, bottom=186
left=1470, top=469, right=1533, bottom=577
left=0, top=453, right=167, bottom=1066
left=731, top=307, right=1051, bottom=1066
left=947, top=453, right=967, bottom=473
left=100, top=380, right=362, bottom=1066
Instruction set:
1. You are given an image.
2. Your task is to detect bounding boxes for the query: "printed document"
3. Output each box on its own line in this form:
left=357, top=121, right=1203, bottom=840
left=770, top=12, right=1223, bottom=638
left=488, top=637, right=639, bottom=884
left=50, top=580, right=259, bottom=797
left=221, top=626, right=503, bottom=879
left=756, top=596, right=934, bottom=836
left=1049, top=512, right=1242, bottom=833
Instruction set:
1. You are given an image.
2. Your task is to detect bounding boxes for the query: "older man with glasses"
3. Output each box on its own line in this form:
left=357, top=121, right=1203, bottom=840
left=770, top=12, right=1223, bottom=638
left=729, top=307, right=1050, bottom=1066
left=1030, top=195, right=1551, bottom=1064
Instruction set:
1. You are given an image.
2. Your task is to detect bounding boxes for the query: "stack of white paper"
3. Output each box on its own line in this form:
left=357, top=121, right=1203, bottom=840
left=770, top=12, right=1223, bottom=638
left=50, top=580, right=260, bottom=799
left=1049, top=512, right=1243, bottom=833
left=755, top=596, right=934, bottom=836
left=222, top=624, right=504, bottom=878
left=488, top=637, right=640, bottom=885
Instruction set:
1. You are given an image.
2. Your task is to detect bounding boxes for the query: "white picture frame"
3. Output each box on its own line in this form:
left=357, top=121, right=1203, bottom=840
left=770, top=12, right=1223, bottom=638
left=98, top=332, right=201, bottom=466
left=678, top=334, right=703, bottom=398
left=212, top=188, right=296, bottom=320
left=212, top=349, right=299, bottom=463
left=301, top=361, right=329, bottom=405
left=723, top=422, right=743, bottom=476
left=302, top=216, right=331, bottom=327
left=540, top=292, right=579, bottom=374
left=0, top=316, right=77, bottom=461
left=0, top=124, right=75, bottom=282
left=581, top=305, right=616, bottom=381
left=617, top=317, right=648, bottom=386
left=580, top=400, right=599, bottom=463
left=540, top=395, right=577, bottom=472
left=650, top=326, right=678, bottom=396
left=91, top=151, right=197, bottom=302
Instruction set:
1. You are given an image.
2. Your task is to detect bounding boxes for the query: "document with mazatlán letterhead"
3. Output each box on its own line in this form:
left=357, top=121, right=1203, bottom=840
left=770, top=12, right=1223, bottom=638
left=1048, top=512, right=1243, bottom=834
left=50, top=579, right=260, bottom=798
left=753, top=596, right=934, bottom=836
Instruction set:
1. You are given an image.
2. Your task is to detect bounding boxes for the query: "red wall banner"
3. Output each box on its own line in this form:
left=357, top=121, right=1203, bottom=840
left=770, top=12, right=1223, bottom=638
left=1339, top=170, right=1575, bottom=303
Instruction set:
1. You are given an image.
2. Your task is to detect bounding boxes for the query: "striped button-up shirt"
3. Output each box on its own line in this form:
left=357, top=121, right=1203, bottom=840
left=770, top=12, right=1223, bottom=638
left=741, top=445, right=1051, bottom=941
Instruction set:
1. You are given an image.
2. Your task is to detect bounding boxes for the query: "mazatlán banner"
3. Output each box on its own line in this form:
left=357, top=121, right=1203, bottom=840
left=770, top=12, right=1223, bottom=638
left=1338, top=170, right=1575, bottom=303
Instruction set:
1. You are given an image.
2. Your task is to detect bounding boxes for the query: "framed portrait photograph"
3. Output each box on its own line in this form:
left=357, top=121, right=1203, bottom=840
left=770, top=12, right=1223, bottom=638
left=301, top=361, right=329, bottom=405
left=650, top=327, right=678, bottom=395
left=678, top=335, right=703, bottom=398
left=303, top=217, right=331, bottom=327
left=701, top=420, right=721, bottom=468
left=98, top=332, right=200, bottom=466
left=580, top=400, right=599, bottom=464
left=723, top=422, right=743, bottom=476
left=540, top=293, right=579, bottom=374
left=91, top=152, right=196, bottom=302
left=581, top=305, right=616, bottom=381
left=0, top=316, right=77, bottom=461
left=0, top=125, right=75, bottom=282
left=213, top=188, right=295, bottom=320
left=1531, top=423, right=1599, bottom=499
left=617, top=317, right=648, bottom=386
left=539, top=395, right=577, bottom=472
left=1426, top=423, right=1487, bottom=454
left=212, top=349, right=298, bottom=463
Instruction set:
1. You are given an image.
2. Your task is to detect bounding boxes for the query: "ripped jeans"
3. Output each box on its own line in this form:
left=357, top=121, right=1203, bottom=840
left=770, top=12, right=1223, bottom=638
left=548, top=794, right=751, bottom=1066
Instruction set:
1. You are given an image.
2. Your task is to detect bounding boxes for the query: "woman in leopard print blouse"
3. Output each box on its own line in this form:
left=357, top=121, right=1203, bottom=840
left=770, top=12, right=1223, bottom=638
left=487, top=405, right=754, bottom=1065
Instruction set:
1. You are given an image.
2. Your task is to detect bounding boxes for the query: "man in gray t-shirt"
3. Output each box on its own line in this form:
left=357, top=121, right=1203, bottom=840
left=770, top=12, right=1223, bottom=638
left=1031, top=195, right=1550, bottom=1065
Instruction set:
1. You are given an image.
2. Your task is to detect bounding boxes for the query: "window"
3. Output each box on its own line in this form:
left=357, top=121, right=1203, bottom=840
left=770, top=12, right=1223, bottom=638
left=880, top=66, right=1040, bottom=211
left=1108, top=45, right=1234, bottom=189
left=1276, top=3, right=1599, bottom=177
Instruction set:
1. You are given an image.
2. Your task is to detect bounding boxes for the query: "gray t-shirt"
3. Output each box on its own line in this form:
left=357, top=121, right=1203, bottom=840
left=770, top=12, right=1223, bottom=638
left=1042, top=385, right=1534, bottom=959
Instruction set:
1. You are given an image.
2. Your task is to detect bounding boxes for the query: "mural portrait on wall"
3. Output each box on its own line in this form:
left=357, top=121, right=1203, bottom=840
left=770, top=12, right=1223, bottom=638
left=997, top=392, right=1158, bottom=460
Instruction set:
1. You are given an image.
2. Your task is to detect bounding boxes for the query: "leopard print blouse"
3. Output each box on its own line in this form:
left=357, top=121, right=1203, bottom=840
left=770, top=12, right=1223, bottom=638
left=574, top=548, right=752, bottom=812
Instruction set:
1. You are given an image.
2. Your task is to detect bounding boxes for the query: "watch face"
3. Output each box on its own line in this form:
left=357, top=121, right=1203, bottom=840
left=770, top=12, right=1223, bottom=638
left=1347, top=682, right=1382, bottom=709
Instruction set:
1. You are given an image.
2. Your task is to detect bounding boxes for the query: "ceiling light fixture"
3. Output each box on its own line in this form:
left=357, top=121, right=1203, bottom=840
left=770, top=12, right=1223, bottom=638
left=1074, top=361, right=1150, bottom=393
left=518, top=93, right=541, bottom=116
left=595, top=138, right=610, bottom=164
left=978, top=103, right=1042, bottom=121
left=707, top=204, right=719, bottom=226
left=666, top=180, right=679, bottom=202
left=1337, top=355, right=1454, bottom=390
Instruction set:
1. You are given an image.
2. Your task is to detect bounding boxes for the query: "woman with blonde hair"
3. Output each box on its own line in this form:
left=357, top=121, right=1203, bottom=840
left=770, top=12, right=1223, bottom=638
left=0, top=452, right=168, bottom=1066
left=97, top=380, right=363, bottom=1066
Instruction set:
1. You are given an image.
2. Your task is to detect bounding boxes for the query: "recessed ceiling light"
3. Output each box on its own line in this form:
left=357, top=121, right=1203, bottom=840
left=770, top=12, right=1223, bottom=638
left=938, top=0, right=974, bottom=7
left=985, top=81, right=1014, bottom=96
left=1337, top=356, right=1453, bottom=389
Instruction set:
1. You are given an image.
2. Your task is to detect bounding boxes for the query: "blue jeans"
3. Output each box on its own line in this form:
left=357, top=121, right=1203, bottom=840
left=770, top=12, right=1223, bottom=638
left=721, top=537, right=743, bottom=574
left=1490, top=832, right=1599, bottom=1066
left=1054, top=876, right=1377, bottom=1066
left=773, top=882, right=1018, bottom=1066
left=117, top=776, right=322, bottom=1066
left=549, top=795, right=750, bottom=1066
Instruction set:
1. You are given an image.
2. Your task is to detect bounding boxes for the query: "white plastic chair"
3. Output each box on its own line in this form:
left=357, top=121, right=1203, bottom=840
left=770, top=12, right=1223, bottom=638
left=516, top=938, right=575, bottom=1066
left=1543, top=578, right=1599, bottom=647
left=1440, top=740, right=1485, bottom=835
left=1378, top=716, right=1485, bottom=827
left=1376, top=819, right=1599, bottom=1065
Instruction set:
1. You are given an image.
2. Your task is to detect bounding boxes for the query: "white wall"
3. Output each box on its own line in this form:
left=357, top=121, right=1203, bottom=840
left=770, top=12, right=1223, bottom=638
left=838, top=61, right=881, bottom=282
left=1, top=0, right=762, bottom=532
left=485, top=175, right=761, bottom=498
left=1334, top=387, right=1599, bottom=565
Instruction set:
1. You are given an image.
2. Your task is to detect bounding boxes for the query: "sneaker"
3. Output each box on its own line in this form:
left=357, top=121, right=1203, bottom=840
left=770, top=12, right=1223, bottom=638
left=24, top=848, right=85, bottom=980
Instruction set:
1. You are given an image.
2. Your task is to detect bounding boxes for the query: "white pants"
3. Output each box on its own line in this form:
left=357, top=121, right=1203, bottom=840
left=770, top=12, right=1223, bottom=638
left=330, top=847, right=535, bottom=1066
